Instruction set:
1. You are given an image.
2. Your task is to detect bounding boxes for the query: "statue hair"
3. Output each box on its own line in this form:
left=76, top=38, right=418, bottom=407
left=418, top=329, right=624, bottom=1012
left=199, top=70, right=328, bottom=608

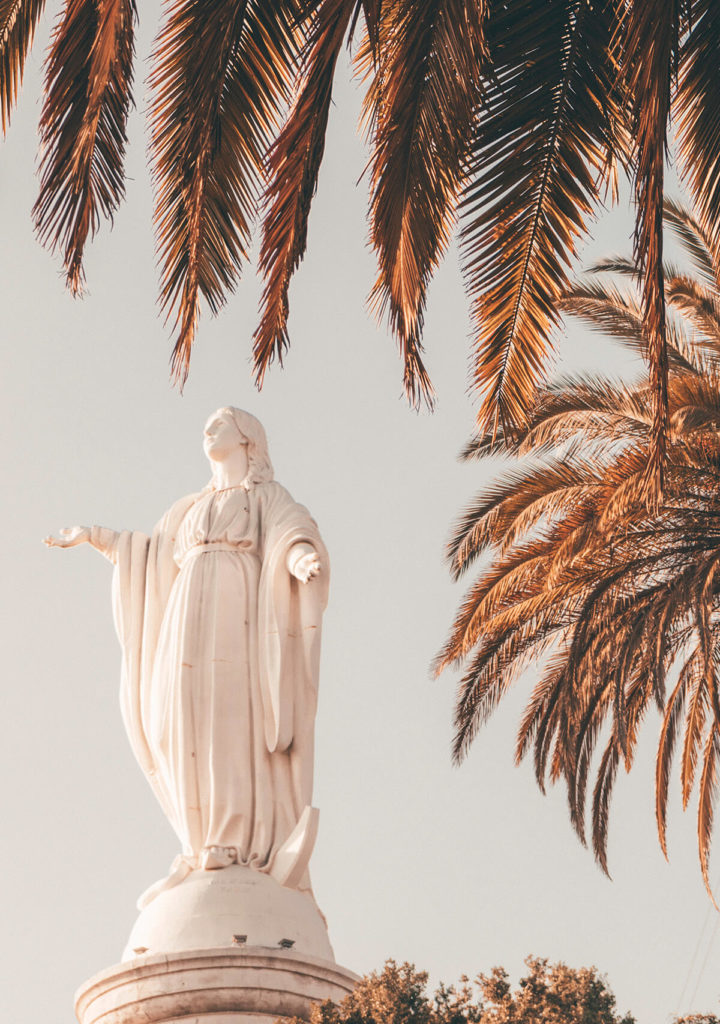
left=210, top=407, right=274, bottom=490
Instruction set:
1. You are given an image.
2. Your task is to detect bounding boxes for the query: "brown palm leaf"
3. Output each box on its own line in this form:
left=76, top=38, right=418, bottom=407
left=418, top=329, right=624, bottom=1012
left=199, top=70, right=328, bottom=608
left=590, top=741, right=619, bottom=874
left=680, top=648, right=712, bottom=807
left=674, top=0, right=720, bottom=258
left=698, top=724, right=720, bottom=899
left=360, top=0, right=487, bottom=407
left=32, top=0, right=136, bottom=294
left=620, top=0, right=683, bottom=498
left=459, top=0, right=625, bottom=437
left=0, top=0, right=45, bottom=133
left=663, top=196, right=719, bottom=290
left=586, top=663, right=658, bottom=870
left=440, top=208, right=720, bottom=895
left=560, top=279, right=696, bottom=371
left=460, top=374, right=657, bottom=460
left=666, top=276, right=720, bottom=348
left=149, top=0, right=301, bottom=383
left=254, top=0, right=362, bottom=384
left=656, top=672, right=689, bottom=857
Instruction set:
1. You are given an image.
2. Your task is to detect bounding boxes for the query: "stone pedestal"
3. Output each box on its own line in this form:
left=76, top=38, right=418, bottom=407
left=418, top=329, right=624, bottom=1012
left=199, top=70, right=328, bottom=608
left=75, top=866, right=357, bottom=1024
left=123, top=865, right=334, bottom=962
left=74, top=947, right=359, bottom=1024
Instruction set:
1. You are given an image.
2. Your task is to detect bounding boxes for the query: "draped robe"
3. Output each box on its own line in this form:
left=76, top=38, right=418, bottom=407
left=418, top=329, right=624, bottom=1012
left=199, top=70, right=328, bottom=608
left=94, top=481, right=328, bottom=890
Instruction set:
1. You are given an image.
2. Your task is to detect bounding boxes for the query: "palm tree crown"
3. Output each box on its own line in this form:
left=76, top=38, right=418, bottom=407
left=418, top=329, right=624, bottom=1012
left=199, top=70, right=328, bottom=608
left=437, top=199, right=720, bottom=897
left=2, top=0, right=720, bottom=463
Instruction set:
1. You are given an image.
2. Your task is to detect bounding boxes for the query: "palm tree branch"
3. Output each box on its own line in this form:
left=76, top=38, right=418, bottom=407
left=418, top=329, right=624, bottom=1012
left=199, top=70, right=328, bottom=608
left=361, top=0, right=487, bottom=407
left=674, top=0, right=720, bottom=264
left=0, top=0, right=45, bottom=133
left=33, top=0, right=137, bottom=294
left=667, top=275, right=720, bottom=349
left=622, top=0, right=681, bottom=498
left=446, top=450, right=606, bottom=580
left=656, top=671, right=689, bottom=858
left=460, top=0, right=622, bottom=435
left=150, top=0, right=300, bottom=382
left=662, top=196, right=719, bottom=290
left=698, top=723, right=720, bottom=905
left=591, top=737, right=620, bottom=875
left=254, top=0, right=359, bottom=384
left=560, top=279, right=695, bottom=372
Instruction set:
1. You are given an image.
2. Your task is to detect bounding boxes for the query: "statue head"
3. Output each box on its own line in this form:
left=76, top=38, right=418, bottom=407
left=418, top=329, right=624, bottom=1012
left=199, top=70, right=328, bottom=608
left=204, top=408, right=274, bottom=490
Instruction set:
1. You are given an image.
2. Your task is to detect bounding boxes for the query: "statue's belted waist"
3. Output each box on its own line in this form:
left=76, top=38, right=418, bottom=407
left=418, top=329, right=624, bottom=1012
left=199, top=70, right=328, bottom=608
left=179, top=541, right=254, bottom=568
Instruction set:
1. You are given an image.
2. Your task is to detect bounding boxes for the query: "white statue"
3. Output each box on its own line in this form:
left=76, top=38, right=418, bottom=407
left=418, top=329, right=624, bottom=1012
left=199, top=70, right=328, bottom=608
left=46, top=408, right=328, bottom=904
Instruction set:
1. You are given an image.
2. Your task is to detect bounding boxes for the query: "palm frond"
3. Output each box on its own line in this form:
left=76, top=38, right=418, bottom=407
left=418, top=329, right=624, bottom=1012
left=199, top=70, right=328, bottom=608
left=561, top=277, right=695, bottom=372
left=591, top=738, right=620, bottom=875
left=656, top=673, right=688, bottom=858
left=33, top=0, right=137, bottom=294
left=601, top=662, right=656, bottom=855
left=451, top=618, right=565, bottom=763
left=566, top=668, right=614, bottom=840
left=564, top=263, right=720, bottom=375
left=438, top=541, right=560, bottom=670
left=663, top=196, right=719, bottom=290
left=460, top=374, right=652, bottom=459
left=361, top=0, right=487, bottom=407
left=0, top=0, right=45, bottom=133
left=588, top=256, right=638, bottom=278
left=254, top=0, right=359, bottom=384
left=622, top=0, right=681, bottom=496
left=149, top=0, right=300, bottom=383
left=674, top=0, right=720, bottom=260
left=667, top=275, right=720, bottom=349
left=446, top=448, right=606, bottom=580
left=442, top=251, right=720, bottom=886
left=680, top=647, right=708, bottom=807
left=459, top=0, right=623, bottom=435
left=698, top=724, right=720, bottom=903
left=515, top=651, right=569, bottom=770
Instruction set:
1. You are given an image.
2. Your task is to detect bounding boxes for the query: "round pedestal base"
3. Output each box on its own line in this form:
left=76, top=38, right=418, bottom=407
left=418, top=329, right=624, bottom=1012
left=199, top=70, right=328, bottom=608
left=124, top=865, right=333, bottom=962
left=75, top=947, right=358, bottom=1024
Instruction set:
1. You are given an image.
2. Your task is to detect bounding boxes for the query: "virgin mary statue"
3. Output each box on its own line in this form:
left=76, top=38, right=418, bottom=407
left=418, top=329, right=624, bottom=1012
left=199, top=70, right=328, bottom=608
left=46, top=408, right=328, bottom=902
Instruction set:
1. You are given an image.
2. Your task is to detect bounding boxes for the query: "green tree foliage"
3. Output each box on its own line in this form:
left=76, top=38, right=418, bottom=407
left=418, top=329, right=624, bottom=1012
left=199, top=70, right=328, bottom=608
left=292, top=958, right=634, bottom=1024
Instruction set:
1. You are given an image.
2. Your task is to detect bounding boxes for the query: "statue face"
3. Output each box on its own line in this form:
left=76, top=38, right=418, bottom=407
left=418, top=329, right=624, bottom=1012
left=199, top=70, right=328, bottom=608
left=203, top=411, right=247, bottom=462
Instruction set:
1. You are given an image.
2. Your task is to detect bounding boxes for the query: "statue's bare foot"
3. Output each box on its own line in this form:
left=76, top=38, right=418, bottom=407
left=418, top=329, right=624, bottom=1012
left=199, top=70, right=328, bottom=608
left=200, top=846, right=237, bottom=870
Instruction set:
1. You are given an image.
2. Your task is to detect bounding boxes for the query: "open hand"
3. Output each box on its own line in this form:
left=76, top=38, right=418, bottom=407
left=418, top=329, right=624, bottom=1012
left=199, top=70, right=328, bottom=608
left=44, top=526, right=91, bottom=549
left=292, top=550, right=321, bottom=583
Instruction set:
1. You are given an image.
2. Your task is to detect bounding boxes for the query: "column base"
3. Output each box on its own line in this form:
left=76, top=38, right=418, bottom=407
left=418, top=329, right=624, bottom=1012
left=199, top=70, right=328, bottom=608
left=75, top=947, right=359, bottom=1024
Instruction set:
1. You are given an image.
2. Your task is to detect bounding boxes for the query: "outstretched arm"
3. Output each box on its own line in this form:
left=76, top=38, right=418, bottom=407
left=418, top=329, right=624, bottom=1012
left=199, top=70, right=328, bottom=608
left=44, top=525, right=90, bottom=548
left=44, top=525, right=120, bottom=562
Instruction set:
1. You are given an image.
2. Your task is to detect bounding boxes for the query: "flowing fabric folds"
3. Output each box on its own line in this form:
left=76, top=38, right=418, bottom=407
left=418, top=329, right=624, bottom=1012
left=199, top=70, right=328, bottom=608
left=106, top=482, right=328, bottom=880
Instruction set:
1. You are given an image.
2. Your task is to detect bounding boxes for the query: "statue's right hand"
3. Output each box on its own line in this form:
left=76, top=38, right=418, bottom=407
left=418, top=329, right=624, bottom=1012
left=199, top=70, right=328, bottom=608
left=43, top=526, right=91, bottom=549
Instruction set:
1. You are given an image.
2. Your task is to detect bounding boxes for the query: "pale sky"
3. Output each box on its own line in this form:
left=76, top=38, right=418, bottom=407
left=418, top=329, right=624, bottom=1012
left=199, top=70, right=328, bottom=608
left=2, top=6, right=718, bottom=1023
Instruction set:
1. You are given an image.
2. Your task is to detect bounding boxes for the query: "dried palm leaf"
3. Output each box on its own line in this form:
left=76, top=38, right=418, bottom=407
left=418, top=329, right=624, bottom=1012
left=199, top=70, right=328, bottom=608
left=663, top=196, right=719, bottom=290
left=674, top=0, right=720, bottom=259
left=440, top=204, right=720, bottom=894
left=459, top=0, right=624, bottom=437
left=254, top=0, right=360, bottom=383
left=32, top=0, right=136, bottom=293
left=0, top=0, right=45, bottom=133
left=149, top=0, right=300, bottom=382
left=621, top=0, right=682, bottom=497
left=361, top=0, right=487, bottom=406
